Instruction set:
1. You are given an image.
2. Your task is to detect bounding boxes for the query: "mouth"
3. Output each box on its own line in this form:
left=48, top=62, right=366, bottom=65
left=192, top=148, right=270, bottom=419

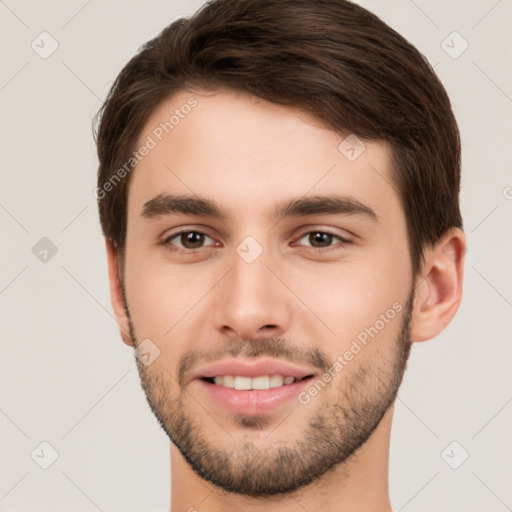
left=200, top=374, right=314, bottom=390
left=197, top=374, right=316, bottom=416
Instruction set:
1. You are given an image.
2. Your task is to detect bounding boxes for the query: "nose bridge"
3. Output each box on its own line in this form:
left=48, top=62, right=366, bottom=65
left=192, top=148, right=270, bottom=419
left=213, top=234, right=291, bottom=337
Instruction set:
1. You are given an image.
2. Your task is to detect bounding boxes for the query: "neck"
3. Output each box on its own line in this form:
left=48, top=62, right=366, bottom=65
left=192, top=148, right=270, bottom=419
left=169, top=406, right=395, bottom=512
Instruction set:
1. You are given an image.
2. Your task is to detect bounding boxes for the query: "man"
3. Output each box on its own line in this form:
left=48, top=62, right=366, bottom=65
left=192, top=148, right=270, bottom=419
left=94, top=0, right=466, bottom=510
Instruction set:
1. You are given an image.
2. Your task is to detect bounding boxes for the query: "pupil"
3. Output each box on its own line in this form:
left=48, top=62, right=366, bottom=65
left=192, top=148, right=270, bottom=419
left=311, top=232, right=332, bottom=247
left=183, top=232, right=204, bottom=248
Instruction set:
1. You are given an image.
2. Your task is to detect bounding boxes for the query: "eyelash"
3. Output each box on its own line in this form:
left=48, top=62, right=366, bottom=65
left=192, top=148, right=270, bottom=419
left=161, top=229, right=352, bottom=255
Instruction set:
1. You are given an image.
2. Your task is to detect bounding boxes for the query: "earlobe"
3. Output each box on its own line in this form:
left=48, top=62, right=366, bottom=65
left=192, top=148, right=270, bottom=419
left=410, top=228, right=466, bottom=342
left=105, top=238, right=134, bottom=347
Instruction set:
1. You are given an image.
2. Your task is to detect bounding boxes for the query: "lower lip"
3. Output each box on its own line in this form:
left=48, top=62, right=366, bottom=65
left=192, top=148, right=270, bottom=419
left=197, top=377, right=314, bottom=415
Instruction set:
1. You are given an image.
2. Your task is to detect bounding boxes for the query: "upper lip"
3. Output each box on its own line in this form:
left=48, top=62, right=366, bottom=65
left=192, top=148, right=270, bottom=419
left=192, top=358, right=317, bottom=380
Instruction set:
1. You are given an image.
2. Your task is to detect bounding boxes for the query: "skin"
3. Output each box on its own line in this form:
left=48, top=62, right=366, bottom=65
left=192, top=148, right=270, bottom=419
left=105, top=89, right=466, bottom=512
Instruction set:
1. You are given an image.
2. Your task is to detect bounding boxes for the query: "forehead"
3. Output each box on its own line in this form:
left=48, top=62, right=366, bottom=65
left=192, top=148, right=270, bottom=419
left=128, top=89, right=403, bottom=227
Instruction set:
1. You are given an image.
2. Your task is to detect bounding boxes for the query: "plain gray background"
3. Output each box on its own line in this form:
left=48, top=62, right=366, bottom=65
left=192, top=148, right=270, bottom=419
left=1, top=1, right=511, bottom=510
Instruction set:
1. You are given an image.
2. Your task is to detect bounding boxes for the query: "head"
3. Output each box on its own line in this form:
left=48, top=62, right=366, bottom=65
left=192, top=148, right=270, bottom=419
left=94, top=0, right=465, bottom=497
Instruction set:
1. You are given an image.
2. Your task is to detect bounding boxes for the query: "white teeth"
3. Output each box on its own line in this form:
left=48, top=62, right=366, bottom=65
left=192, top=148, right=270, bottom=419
left=222, top=375, right=235, bottom=388
left=209, top=374, right=299, bottom=390
left=251, top=375, right=270, bottom=390
left=269, top=375, right=284, bottom=388
left=234, top=376, right=252, bottom=390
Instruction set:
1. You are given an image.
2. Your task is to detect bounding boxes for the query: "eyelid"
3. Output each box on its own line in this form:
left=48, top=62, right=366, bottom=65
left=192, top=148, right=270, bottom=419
left=162, top=224, right=216, bottom=240
left=162, top=225, right=351, bottom=240
left=294, top=225, right=354, bottom=241
left=162, top=228, right=217, bottom=247
left=292, top=229, right=352, bottom=249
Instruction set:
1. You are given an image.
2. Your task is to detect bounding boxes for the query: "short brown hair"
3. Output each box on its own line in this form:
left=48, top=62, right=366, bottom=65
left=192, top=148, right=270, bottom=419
left=94, top=0, right=463, bottom=277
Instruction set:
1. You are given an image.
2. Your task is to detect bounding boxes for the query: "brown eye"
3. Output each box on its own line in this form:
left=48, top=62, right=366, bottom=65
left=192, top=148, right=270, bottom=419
left=308, top=232, right=334, bottom=248
left=179, top=231, right=206, bottom=249
left=296, top=231, right=349, bottom=249
left=164, top=231, right=215, bottom=251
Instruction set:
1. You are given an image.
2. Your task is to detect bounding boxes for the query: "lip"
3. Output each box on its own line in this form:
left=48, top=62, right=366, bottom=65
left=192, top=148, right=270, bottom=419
left=191, top=357, right=317, bottom=380
left=197, top=376, right=314, bottom=415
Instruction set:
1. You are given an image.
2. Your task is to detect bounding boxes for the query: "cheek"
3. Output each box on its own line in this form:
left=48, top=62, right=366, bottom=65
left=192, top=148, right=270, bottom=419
left=287, top=250, right=410, bottom=344
left=124, top=249, right=217, bottom=342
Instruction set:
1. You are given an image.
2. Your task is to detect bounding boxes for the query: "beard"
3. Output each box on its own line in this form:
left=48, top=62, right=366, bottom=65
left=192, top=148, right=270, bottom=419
left=125, top=289, right=413, bottom=498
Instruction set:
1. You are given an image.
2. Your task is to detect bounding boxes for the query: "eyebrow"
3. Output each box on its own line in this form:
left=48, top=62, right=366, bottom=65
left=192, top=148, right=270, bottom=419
left=141, top=193, right=378, bottom=223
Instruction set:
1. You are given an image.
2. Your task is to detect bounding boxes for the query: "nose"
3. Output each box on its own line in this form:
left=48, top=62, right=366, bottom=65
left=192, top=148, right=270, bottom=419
left=213, top=247, right=292, bottom=340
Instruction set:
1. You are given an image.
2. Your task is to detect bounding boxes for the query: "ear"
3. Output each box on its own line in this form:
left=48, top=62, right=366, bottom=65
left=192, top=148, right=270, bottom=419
left=105, top=238, right=134, bottom=347
left=410, top=227, right=466, bottom=342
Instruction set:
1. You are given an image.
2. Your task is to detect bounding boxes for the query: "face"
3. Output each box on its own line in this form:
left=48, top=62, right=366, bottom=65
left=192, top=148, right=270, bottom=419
left=121, top=89, right=415, bottom=496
